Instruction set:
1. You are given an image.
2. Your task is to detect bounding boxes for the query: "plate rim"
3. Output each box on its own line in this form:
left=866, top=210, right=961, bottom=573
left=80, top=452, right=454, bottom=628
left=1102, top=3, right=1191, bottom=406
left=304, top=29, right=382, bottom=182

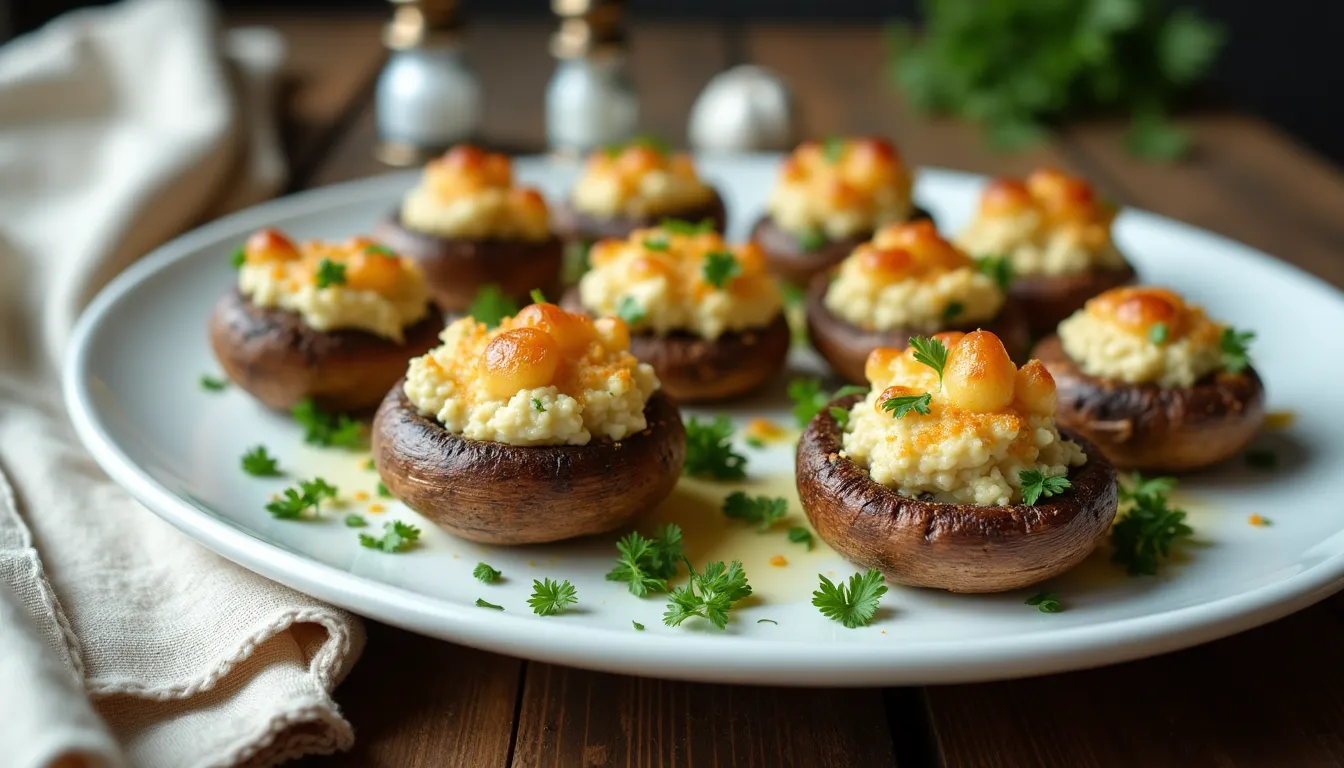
left=62, top=158, right=1344, bottom=685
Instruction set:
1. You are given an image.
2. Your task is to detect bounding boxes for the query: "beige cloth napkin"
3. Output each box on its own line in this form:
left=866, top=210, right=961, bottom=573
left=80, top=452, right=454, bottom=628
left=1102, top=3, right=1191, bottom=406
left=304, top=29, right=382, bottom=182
left=0, top=1, right=366, bottom=766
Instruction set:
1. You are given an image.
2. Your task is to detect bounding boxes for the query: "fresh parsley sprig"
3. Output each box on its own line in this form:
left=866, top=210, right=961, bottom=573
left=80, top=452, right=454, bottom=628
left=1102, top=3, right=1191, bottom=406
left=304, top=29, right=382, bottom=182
left=787, top=378, right=867, bottom=428
left=200, top=374, right=229, bottom=392
left=1220, top=327, right=1255, bottom=373
left=881, top=392, right=932, bottom=419
left=788, top=526, right=816, bottom=551
left=476, top=598, right=504, bottom=610
left=684, top=416, right=747, bottom=480
left=358, top=520, right=422, bottom=553
left=662, top=558, right=753, bottom=630
left=1019, top=470, right=1071, bottom=505
left=265, top=477, right=337, bottom=519
left=474, top=562, right=502, bottom=583
left=529, top=578, right=578, bottom=616
left=344, top=514, right=368, bottom=528
left=314, top=258, right=347, bottom=288
left=1026, top=591, right=1062, bottom=613
left=292, top=399, right=365, bottom=449
left=605, top=525, right=684, bottom=597
left=642, top=235, right=670, bottom=251
left=701, top=251, right=742, bottom=290
left=468, top=284, right=518, bottom=329
left=721, top=492, right=788, bottom=532
left=240, top=446, right=282, bottom=477
left=908, top=335, right=949, bottom=388
left=813, top=569, right=887, bottom=628
left=1110, top=474, right=1192, bottom=576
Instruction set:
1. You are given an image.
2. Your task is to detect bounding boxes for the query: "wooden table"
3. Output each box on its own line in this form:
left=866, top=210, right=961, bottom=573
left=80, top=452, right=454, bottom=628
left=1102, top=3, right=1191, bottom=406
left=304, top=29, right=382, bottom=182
left=245, top=13, right=1344, bottom=766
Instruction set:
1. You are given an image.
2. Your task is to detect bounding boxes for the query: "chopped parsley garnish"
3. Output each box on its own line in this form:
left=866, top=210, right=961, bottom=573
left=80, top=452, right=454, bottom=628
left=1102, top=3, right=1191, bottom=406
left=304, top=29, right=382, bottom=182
left=796, top=227, right=827, bottom=251
left=1220, top=327, right=1255, bottom=372
left=605, top=524, right=684, bottom=596
left=1111, top=474, right=1192, bottom=576
left=942, top=301, right=964, bottom=321
left=376, top=481, right=393, bottom=499
left=476, top=598, right=504, bottom=610
left=701, top=251, right=741, bottom=290
left=363, top=458, right=376, bottom=471
left=344, top=514, right=368, bottom=528
left=1019, top=470, right=1071, bottom=505
left=788, top=526, right=815, bottom=551
left=821, top=135, right=846, bottom=163
left=603, top=134, right=670, bottom=156
left=358, top=520, right=422, bottom=553
left=828, top=405, right=852, bottom=427
left=632, top=621, right=645, bottom=631
left=265, top=477, right=337, bottom=519
left=684, top=416, right=747, bottom=480
left=200, top=374, right=229, bottom=392
left=616, top=296, right=646, bottom=324
left=474, top=562, right=502, bottom=583
left=975, top=255, right=1014, bottom=291
left=813, top=569, right=887, bottom=628
left=1026, top=591, right=1062, bottom=613
left=230, top=246, right=246, bottom=269
left=745, top=436, right=766, bottom=449
left=468, top=284, right=518, bottom=329
left=532, top=398, right=546, bottom=413
left=757, top=618, right=779, bottom=625
left=1148, top=322, right=1169, bottom=345
left=1245, top=449, right=1278, bottom=469
left=314, top=258, right=347, bottom=288
left=787, top=378, right=867, bottom=428
left=663, top=559, right=753, bottom=630
left=881, top=392, right=932, bottom=419
left=240, top=445, right=282, bottom=477
left=781, top=282, right=805, bottom=308
left=721, top=492, right=788, bottom=531
left=529, top=578, right=578, bottom=616
left=529, top=288, right=548, bottom=304
left=291, top=399, right=364, bottom=449
left=908, top=335, right=950, bottom=387
left=642, top=235, right=670, bottom=251
left=660, top=217, right=715, bottom=235
left=364, top=243, right=397, bottom=259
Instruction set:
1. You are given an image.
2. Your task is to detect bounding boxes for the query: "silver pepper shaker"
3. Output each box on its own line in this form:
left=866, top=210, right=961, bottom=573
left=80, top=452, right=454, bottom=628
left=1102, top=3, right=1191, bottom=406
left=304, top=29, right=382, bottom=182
left=374, top=0, right=481, bottom=167
left=689, top=64, right=796, bottom=154
left=545, top=0, right=638, bottom=154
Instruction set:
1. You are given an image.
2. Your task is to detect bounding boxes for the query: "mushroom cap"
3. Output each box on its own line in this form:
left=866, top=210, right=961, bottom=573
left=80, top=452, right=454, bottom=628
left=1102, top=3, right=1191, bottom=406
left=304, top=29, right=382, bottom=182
left=373, top=212, right=564, bottom=314
left=551, top=188, right=728, bottom=243
left=1010, top=261, right=1137, bottom=336
left=796, top=394, right=1119, bottom=593
left=804, top=271, right=1032, bottom=385
left=749, top=207, right=935, bottom=287
left=1033, top=334, right=1265, bottom=472
left=208, top=289, right=442, bottom=413
left=372, top=383, right=686, bottom=545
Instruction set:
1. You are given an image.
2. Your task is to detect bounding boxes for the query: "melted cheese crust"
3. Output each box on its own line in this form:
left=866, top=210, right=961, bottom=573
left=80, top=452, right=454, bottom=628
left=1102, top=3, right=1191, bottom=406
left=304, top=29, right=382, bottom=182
left=767, top=137, right=915, bottom=240
left=571, top=144, right=715, bottom=219
left=843, top=330, right=1085, bottom=506
left=955, top=169, right=1127, bottom=276
left=577, top=225, right=783, bottom=340
left=1057, top=286, right=1225, bottom=387
left=824, top=220, right=1005, bottom=331
left=400, top=145, right=550, bottom=241
left=237, top=229, right=430, bottom=341
left=403, top=303, right=658, bottom=446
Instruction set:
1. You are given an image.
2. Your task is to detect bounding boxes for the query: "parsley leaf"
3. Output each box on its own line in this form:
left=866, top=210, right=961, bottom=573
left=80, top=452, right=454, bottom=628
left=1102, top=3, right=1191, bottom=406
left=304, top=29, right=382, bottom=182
left=529, top=578, right=578, bottom=616
left=532, top=398, right=546, bottom=413
left=200, top=374, right=229, bottom=392
left=605, top=525, right=683, bottom=596
left=1220, top=326, right=1255, bottom=373
left=474, top=562, right=502, bottom=583
left=721, top=492, right=788, bottom=531
left=358, top=520, right=422, bottom=553
left=468, top=284, right=518, bottom=329
left=476, top=598, right=504, bottom=610
left=240, top=445, right=282, bottom=477
left=364, top=243, right=398, bottom=259
left=344, top=514, right=368, bottom=528
left=821, top=135, right=847, bottom=163
left=813, top=569, right=887, bottom=628
left=908, top=335, right=950, bottom=387
left=796, top=227, right=827, bottom=252
left=1019, top=470, right=1071, bottom=505
left=642, top=235, right=670, bottom=251
left=230, top=246, right=247, bottom=270
left=788, top=526, right=815, bottom=551
left=529, top=288, right=548, bottom=304
left=684, top=416, right=747, bottom=480
left=1026, top=591, right=1062, bottom=613
left=943, top=301, right=964, bottom=321
left=787, top=378, right=867, bottom=428
left=663, top=558, right=753, bottom=630
left=975, top=255, right=1014, bottom=292
left=314, top=258, right=347, bottom=288
left=1110, top=475, right=1193, bottom=576
left=617, top=295, right=646, bottom=325
left=701, top=251, right=741, bottom=290
left=633, top=621, right=645, bottom=631
left=265, top=477, right=338, bottom=519
left=1149, top=322, right=1169, bottom=345
left=376, top=481, right=393, bottom=499
left=881, top=392, right=932, bottom=419
left=291, top=399, right=365, bottom=449
left=363, top=458, right=376, bottom=471
left=828, top=405, right=852, bottom=428
left=659, top=217, right=715, bottom=235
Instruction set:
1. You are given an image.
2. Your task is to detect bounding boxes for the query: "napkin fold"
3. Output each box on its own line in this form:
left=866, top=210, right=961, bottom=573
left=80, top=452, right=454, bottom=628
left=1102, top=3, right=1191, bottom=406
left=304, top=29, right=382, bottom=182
left=0, top=1, right=365, bottom=766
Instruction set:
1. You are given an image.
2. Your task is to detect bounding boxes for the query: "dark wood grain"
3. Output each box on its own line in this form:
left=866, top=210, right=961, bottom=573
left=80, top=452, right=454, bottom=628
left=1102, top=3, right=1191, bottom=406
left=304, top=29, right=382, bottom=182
left=511, top=663, right=898, bottom=768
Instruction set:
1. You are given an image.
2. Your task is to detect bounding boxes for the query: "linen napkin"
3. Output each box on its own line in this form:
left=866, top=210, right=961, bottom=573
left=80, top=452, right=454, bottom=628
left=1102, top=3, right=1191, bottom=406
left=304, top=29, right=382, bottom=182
left=0, top=1, right=366, bottom=766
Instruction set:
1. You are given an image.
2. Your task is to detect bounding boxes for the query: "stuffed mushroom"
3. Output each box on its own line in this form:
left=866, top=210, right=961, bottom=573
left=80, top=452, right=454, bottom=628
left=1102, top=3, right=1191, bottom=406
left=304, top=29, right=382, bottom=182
left=797, top=329, right=1119, bottom=593
left=955, top=169, right=1136, bottom=335
left=374, top=145, right=563, bottom=313
left=209, top=228, right=442, bottom=412
left=806, top=220, right=1030, bottom=384
left=750, top=136, right=933, bottom=286
left=561, top=220, right=789, bottom=403
left=373, top=301, right=686, bottom=544
left=1033, top=286, right=1264, bottom=472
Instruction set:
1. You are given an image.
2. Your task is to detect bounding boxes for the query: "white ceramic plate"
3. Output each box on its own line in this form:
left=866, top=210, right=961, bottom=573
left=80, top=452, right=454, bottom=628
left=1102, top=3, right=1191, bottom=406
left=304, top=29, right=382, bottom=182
left=65, top=156, right=1344, bottom=685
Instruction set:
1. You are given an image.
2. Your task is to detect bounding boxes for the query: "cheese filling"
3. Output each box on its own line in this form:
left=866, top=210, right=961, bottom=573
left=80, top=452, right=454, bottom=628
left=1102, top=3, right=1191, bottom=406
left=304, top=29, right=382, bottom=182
left=399, top=145, right=550, bottom=241
left=767, top=137, right=915, bottom=240
left=571, top=143, right=715, bottom=219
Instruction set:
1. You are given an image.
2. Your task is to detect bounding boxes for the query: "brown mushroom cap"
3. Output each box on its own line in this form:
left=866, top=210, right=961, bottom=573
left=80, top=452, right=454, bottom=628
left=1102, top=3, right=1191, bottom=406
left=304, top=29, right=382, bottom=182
left=372, top=384, right=686, bottom=545
left=559, top=288, right=790, bottom=403
left=1011, top=262, right=1137, bottom=336
left=804, top=271, right=1032, bottom=385
left=797, top=394, right=1119, bottom=593
left=1032, top=334, right=1265, bottom=472
left=373, top=212, right=564, bottom=314
left=551, top=188, right=729, bottom=242
left=749, top=207, right=934, bottom=286
left=208, top=289, right=443, bottom=413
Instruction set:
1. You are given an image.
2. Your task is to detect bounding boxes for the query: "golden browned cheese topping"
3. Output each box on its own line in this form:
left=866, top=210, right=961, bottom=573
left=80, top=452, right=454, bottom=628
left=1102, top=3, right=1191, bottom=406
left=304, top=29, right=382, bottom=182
left=571, top=143, right=715, bottom=218
left=399, top=145, right=550, bottom=240
left=767, top=137, right=915, bottom=239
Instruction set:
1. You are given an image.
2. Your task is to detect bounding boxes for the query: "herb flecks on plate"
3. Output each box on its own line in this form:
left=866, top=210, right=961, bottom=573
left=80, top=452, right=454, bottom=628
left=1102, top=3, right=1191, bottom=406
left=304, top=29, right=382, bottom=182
left=529, top=578, right=578, bottom=616
left=684, top=416, right=747, bottom=480
left=663, top=559, right=752, bottom=630
left=721, top=492, right=787, bottom=532
left=359, top=521, right=422, bottom=553
left=292, top=399, right=365, bottom=449
left=1110, top=473, right=1192, bottom=576
left=606, top=524, right=684, bottom=597
left=266, top=477, right=338, bottom=520
left=813, top=569, right=887, bottom=628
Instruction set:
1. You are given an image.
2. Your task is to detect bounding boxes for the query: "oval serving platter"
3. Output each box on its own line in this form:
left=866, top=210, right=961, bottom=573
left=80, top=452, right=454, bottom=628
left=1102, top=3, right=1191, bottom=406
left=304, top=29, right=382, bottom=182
left=64, top=155, right=1344, bottom=685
